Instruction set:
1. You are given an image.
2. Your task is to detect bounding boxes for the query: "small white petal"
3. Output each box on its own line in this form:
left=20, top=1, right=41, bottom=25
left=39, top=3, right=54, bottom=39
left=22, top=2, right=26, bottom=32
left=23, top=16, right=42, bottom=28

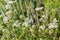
left=32, top=25, right=35, bottom=28
left=5, top=10, right=12, bottom=19
left=53, top=18, right=57, bottom=23
left=39, top=18, right=43, bottom=21
left=7, top=1, right=15, bottom=4
left=6, top=10, right=11, bottom=14
left=13, top=20, right=20, bottom=27
left=22, top=22, right=28, bottom=26
left=39, top=25, right=45, bottom=30
left=48, top=22, right=58, bottom=29
left=5, top=4, right=11, bottom=9
left=5, top=0, right=10, bottom=2
left=0, top=14, right=3, bottom=17
left=28, top=18, right=33, bottom=23
left=41, top=15, right=47, bottom=19
left=25, top=17, right=29, bottom=21
left=35, top=7, right=43, bottom=11
left=19, top=15, right=24, bottom=19
left=3, top=16, right=9, bottom=24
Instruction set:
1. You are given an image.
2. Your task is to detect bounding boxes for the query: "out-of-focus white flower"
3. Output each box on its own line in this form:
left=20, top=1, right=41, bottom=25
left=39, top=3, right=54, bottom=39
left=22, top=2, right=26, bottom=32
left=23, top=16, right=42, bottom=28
left=5, top=10, right=12, bottom=19
left=32, top=24, right=35, bottom=28
left=0, top=24, right=3, bottom=30
left=48, top=22, right=58, bottom=29
left=53, top=18, right=57, bottom=23
left=39, top=25, right=45, bottom=30
left=3, top=16, right=9, bottom=24
left=22, top=22, right=28, bottom=26
left=35, top=7, right=43, bottom=11
left=40, top=38, right=43, bottom=40
left=5, top=0, right=15, bottom=4
left=25, top=17, right=29, bottom=21
left=5, top=0, right=10, bottom=2
left=28, top=18, right=33, bottom=23
left=2, top=29, right=7, bottom=32
left=39, top=14, right=47, bottom=21
left=13, top=20, right=20, bottom=27
left=48, top=18, right=58, bottom=29
left=0, top=13, right=4, bottom=18
left=5, top=4, right=11, bottom=9
left=22, top=17, right=33, bottom=26
left=7, top=1, right=15, bottom=4
left=6, top=10, right=11, bottom=14
left=19, top=15, right=24, bottom=19
left=0, top=14, right=3, bottom=17
left=39, top=18, right=42, bottom=21
left=14, top=9, right=16, bottom=11
left=30, top=28, right=33, bottom=32
left=41, top=14, right=47, bottom=19
left=25, top=17, right=33, bottom=23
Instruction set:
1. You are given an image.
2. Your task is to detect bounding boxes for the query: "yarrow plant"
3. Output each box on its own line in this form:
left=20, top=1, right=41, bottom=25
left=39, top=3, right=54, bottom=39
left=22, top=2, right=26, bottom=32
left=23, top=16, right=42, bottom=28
left=0, top=0, right=60, bottom=40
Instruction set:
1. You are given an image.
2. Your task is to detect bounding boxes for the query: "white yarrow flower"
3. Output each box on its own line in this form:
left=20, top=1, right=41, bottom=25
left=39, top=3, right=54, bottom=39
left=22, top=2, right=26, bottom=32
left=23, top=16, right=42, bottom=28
left=22, top=17, right=33, bottom=26
left=0, top=14, right=3, bottom=17
left=5, top=10, right=12, bottom=19
left=6, top=10, right=11, bottom=14
left=48, top=18, right=58, bottom=29
left=5, top=0, right=10, bottom=2
left=35, top=7, right=43, bottom=11
left=19, top=15, right=24, bottom=19
left=3, top=16, right=9, bottom=24
left=7, top=1, right=15, bottom=4
left=41, top=14, right=47, bottom=19
left=5, top=4, right=11, bottom=9
left=2, top=29, right=7, bottom=32
left=5, top=0, right=15, bottom=4
left=25, top=17, right=33, bottom=23
left=13, top=20, right=20, bottom=27
left=48, top=22, right=58, bottom=29
left=32, top=25, right=35, bottom=28
left=39, top=25, right=45, bottom=30
left=53, top=18, right=57, bottom=23
left=25, top=17, right=29, bottom=21
left=22, top=22, right=28, bottom=26
left=28, top=18, right=33, bottom=23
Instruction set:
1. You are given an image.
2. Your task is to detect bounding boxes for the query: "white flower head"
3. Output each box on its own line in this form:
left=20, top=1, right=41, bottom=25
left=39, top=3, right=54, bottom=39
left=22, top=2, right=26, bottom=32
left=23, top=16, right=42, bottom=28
left=6, top=10, right=12, bottom=19
left=35, top=7, right=43, bottom=11
left=5, top=0, right=10, bottom=2
left=3, top=16, right=9, bottom=24
left=5, top=0, right=15, bottom=4
left=32, top=24, right=35, bottom=28
left=7, top=1, right=15, bottom=4
left=28, top=18, right=33, bottom=23
left=6, top=10, right=11, bottom=14
left=5, top=4, right=11, bottom=9
left=41, top=14, right=47, bottom=19
left=0, top=14, right=3, bottom=18
left=2, top=29, right=6, bottom=33
left=13, top=20, right=20, bottom=27
left=19, top=15, right=24, bottom=19
left=48, top=22, right=58, bottom=29
left=39, top=25, right=45, bottom=30
left=39, top=18, right=43, bottom=21
left=25, top=17, right=33, bottom=23
left=53, top=18, right=57, bottom=23
left=22, top=22, right=28, bottom=26
left=25, top=17, right=29, bottom=21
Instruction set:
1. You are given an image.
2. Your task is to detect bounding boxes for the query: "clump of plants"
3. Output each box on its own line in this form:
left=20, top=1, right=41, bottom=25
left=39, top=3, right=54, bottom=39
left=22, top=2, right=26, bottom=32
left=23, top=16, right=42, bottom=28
left=0, top=0, right=60, bottom=40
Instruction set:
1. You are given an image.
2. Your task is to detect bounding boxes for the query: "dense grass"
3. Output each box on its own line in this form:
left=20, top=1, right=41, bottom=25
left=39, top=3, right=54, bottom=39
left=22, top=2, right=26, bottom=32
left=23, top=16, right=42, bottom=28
left=0, top=0, right=60, bottom=40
